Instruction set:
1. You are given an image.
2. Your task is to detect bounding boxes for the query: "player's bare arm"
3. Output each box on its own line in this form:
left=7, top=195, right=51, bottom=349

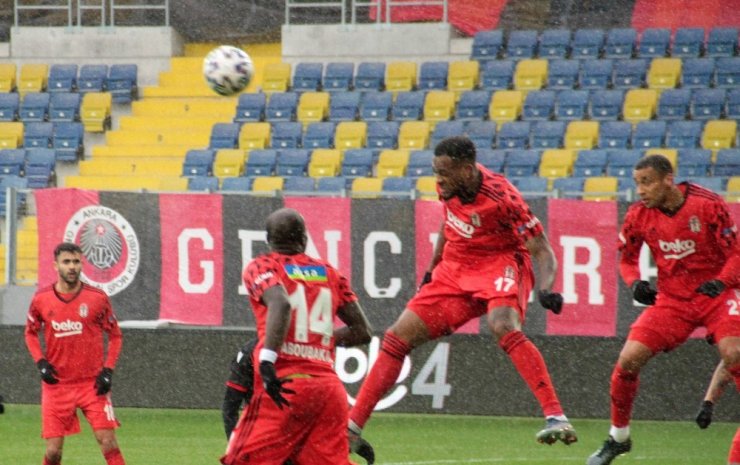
left=525, top=232, right=564, bottom=314
left=420, top=222, right=446, bottom=290
left=335, top=301, right=373, bottom=347
left=261, top=285, right=292, bottom=352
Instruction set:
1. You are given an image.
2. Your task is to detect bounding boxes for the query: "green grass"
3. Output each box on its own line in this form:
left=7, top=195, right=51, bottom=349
left=1, top=404, right=735, bottom=464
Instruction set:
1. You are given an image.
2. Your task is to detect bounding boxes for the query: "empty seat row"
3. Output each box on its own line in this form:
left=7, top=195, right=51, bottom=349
left=0, top=121, right=84, bottom=160
left=0, top=92, right=82, bottom=123
left=0, top=148, right=57, bottom=187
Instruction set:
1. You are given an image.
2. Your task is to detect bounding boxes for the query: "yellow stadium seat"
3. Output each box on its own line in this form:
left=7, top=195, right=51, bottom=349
left=416, top=176, right=438, bottom=200
left=0, top=63, right=16, bottom=92
left=308, top=149, right=341, bottom=177
left=583, top=176, right=619, bottom=201
left=334, top=122, right=367, bottom=151
left=252, top=176, right=284, bottom=194
left=647, top=58, right=682, bottom=89
left=80, top=92, right=112, bottom=132
left=489, top=90, right=524, bottom=123
left=262, top=63, right=291, bottom=94
left=213, top=149, right=246, bottom=177
left=514, top=59, right=548, bottom=91
left=351, top=177, right=383, bottom=198
left=645, top=148, right=678, bottom=169
left=448, top=61, right=479, bottom=98
left=239, top=122, right=271, bottom=151
left=297, top=92, right=330, bottom=125
left=0, top=122, right=23, bottom=148
left=18, top=64, right=48, bottom=97
left=398, top=121, right=431, bottom=149
left=423, top=91, right=456, bottom=126
left=623, top=89, right=658, bottom=123
left=386, top=62, right=417, bottom=93
left=539, top=149, right=576, bottom=178
left=701, top=120, right=737, bottom=151
left=376, top=150, right=411, bottom=178
left=727, top=176, right=740, bottom=202
left=565, top=121, right=599, bottom=150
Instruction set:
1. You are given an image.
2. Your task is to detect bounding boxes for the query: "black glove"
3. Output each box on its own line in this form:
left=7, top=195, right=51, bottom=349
left=417, top=271, right=432, bottom=292
left=695, top=400, right=714, bottom=429
left=94, top=367, right=113, bottom=395
left=349, top=432, right=376, bottom=464
left=696, top=280, right=726, bottom=298
left=0, top=394, right=4, bottom=414
left=258, top=361, right=295, bottom=409
left=36, top=359, right=59, bottom=385
left=631, top=280, right=657, bottom=305
left=538, top=290, right=563, bottom=314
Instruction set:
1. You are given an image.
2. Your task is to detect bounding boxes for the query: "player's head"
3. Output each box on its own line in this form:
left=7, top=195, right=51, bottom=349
left=53, top=242, right=83, bottom=286
left=633, top=154, right=676, bottom=209
left=432, top=136, right=479, bottom=200
left=265, top=208, right=307, bottom=255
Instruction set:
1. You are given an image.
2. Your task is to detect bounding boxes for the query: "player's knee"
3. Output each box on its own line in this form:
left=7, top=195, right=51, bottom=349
left=45, top=449, right=62, bottom=464
left=719, top=341, right=740, bottom=367
left=487, top=309, right=518, bottom=339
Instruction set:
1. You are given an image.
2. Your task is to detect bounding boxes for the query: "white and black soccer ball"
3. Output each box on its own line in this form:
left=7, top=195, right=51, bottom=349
left=203, top=45, right=254, bottom=96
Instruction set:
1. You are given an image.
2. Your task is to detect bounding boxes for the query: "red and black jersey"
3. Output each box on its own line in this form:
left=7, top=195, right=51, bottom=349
left=24, top=283, right=122, bottom=383
left=619, top=182, right=740, bottom=300
left=243, top=252, right=357, bottom=377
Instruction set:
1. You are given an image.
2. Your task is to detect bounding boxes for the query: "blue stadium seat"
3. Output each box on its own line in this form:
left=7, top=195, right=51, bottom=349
left=24, top=122, right=53, bottom=148
left=691, top=88, right=726, bottom=120
left=573, top=149, right=608, bottom=176
left=598, top=121, right=632, bottom=149
left=382, top=177, right=415, bottom=198
left=522, top=90, right=555, bottom=121
left=480, top=60, right=515, bottom=91
left=106, top=64, right=138, bottom=103
left=713, top=149, right=740, bottom=177
left=547, top=59, right=579, bottom=89
left=666, top=120, right=704, bottom=148
left=657, top=89, right=691, bottom=121
left=302, top=122, right=336, bottom=149
left=182, top=149, right=215, bottom=176
left=727, top=89, right=740, bottom=120
left=48, top=92, right=81, bottom=123
left=188, top=176, right=219, bottom=192
left=553, top=176, right=586, bottom=198
left=513, top=176, right=548, bottom=194
left=430, top=121, right=464, bottom=148
left=265, top=92, right=298, bottom=122
left=270, top=122, right=303, bottom=149
left=244, top=149, right=277, bottom=176
left=316, top=176, right=349, bottom=194
left=283, top=176, right=315, bottom=193
left=505, top=149, right=541, bottom=177
left=539, top=29, right=571, bottom=59
left=681, top=58, right=715, bottom=89
left=341, top=149, right=374, bottom=178
left=589, top=89, right=624, bottom=121
left=292, top=63, right=323, bottom=93
left=555, top=90, right=589, bottom=121
left=329, top=91, right=361, bottom=122
left=407, top=150, right=434, bottom=177
left=354, top=62, right=386, bottom=91
left=323, top=62, right=354, bottom=93
left=672, top=27, right=705, bottom=58
left=391, top=91, right=425, bottom=121
left=617, top=176, right=636, bottom=192
left=19, top=92, right=50, bottom=122
left=497, top=121, right=531, bottom=149
left=605, top=28, right=637, bottom=59
left=506, top=30, right=538, bottom=59
left=276, top=149, right=311, bottom=176
left=677, top=148, right=712, bottom=176
left=471, top=30, right=504, bottom=61
left=572, top=28, right=605, bottom=59
left=25, top=147, right=56, bottom=188
left=579, top=59, right=613, bottom=89
left=612, top=58, right=648, bottom=89
left=715, top=57, right=740, bottom=88
left=455, top=90, right=490, bottom=120
left=234, top=93, right=266, bottom=123
left=0, top=175, right=28, bottom=215
left=418, top=61, right=448, bottom=90
left=78, top=64, right=108, bottom=94
left=606, top=149, right=642, bottom=178
left=360, top=91, right=392, bottom=121
left=0, top=93, right=19, bottom=121
left=530, top=121, right=566, bottom=149
left=47, top=64, right=78, bottom=93
left=52, top=122, right=84, bottom=161
left=367, top=121, right=401, bottom=149
left=477, top=149, right=506, bottom=172
left=465, top=120, right=496, bottom=150
left=632, top=120, right=666, bottom=149
left=706, top=27, right=738, bottom=58
left=0, top=149, right=26, bottom=176
left=210, top=122, right=241, bottom=149
left=638, top=28, right=670, bottom=58
left=221, top=176, right=254, bottom=192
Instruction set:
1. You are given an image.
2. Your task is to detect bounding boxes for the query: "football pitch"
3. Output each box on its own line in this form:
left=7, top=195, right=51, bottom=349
left=2, top=404, right=735, bottom=464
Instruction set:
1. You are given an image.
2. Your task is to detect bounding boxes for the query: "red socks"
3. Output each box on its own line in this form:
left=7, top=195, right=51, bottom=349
left=730, top=428, right=740, bottom=464
left=498, top=330, right=563, bottom=417
left=104, top=448, right=125, bottom=465
left=43, top=457, right=60, bottom=465
left=610, top=365, right=640, bottom=427
left=350, top=331, right=411, bottom=429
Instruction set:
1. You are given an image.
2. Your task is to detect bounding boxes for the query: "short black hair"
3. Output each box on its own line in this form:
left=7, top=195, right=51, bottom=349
left=635, top=154, right=674, bottom=176
left=434, top=136, right=476, bottom=163
left=54, top=242, right=82, bottom=258
left=265, top=208, right=307, bottom=252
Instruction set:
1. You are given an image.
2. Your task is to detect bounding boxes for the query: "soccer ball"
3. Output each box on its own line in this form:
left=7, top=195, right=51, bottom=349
left=203, top=45, right=254, bottom=96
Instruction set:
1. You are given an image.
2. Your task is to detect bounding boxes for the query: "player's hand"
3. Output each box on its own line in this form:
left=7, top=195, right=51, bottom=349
left=36, top=359, right=59, bottom=384
left=95, top=367, right=113, bottom=395
left=695, top=400, right=714, bottom=429
left=696, top=280, right=725, bottom=298
left=417, top=271, right=432, bottom=292
left=631, top=280, right=657, bottom=305
left=258, top=361, right=295, bottom=409
left=537, top=290, right=563, bottom=314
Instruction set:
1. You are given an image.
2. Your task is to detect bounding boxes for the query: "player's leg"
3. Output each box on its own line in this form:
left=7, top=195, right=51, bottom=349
left=41, top=383, right=80, bottom=464
left=79, top=383, right=124, bottom=465
left=93, top=429, right=125, bottom=465
left=43, top=437, right=64, bottom=465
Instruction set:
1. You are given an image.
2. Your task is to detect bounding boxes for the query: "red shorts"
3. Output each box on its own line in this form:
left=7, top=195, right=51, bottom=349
left=221, top=375, right=354, bottom=465
left=407, top=254, right=534, bottom=339
left=41, top=379, right=120, bottom=438
left=628, top=288, right=740, bottom=353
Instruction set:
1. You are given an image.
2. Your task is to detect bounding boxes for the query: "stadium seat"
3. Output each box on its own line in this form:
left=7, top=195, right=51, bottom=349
left=672, top=27, right=705, bottom=58
left=514, top=59, right=547, bottom=91
left=386, top=61, right=417, bottom=93
left=522, top=90, right=555, bottom=121
left=0, top=122, right=23, bottom=149
left=701, top=120, right=737, bottom=151
left=497, top=121, right=530, bottom=149
left=351, top=177, right=383, bottom=198
left=354, top=62, right=385, bottom=91
left=715, top=57, right=740, bottom=88
left=691, top=89, right=726, bottom=121
left=265, top=92, right=298, bottom=122
left=727, top=176, right=740, bottom=202
left=328, top=91, right=361, bottom=122
left=234, top=93, right=267, bottom=123
left=681, top=58, right=715, bottom=89
left=213, top=149, right=246, bottom=178
left=392, top=91, right=425, bottom=121
left=547, top=59, right=579, bottom=89
left=555, top=89, right=589, bottom=121
left=292, top=62, right=323, bottom=93
left=677, top=148, right=712, bottom=176
left=514, top=176, right=549, bottom=196
left=645, top=148, right=678, bottom=169
left=565, top=121, right=599, bottom=150
left=19, top=92, right=50, bottom=122
left=612, top=58, right=648, bottom=89
left=666, top=120, right=704, bottom=148
left=18, top=64, right=48, bottom=96
left=505, top=149, right=541, bottom=177
left=283, top=176, right=315, bottom=194
left=552, top=176, right=585, bottom=198
left=48, top=92, right=81, bottom=122
left=239, top=122, right=271, bottom=151
left=430, top=120, right=464, bottom=148
left=598, top=121, right=632, bottom=149
left=297, top=91, right=330, bottom=125
left=657, top=89, right=691, bottom=121
left=632, top=121, right=667, bottom=149
left=727, top=88, right=740, bottom=120
left=606, top=149, right=642, bottom=178
left=583, top=176, right=619, bottom=200
left=188, top=176, right=220, bottom=192
left=480, top=60, right=515, bottom=91
left=52, top=122, right=84, bottom=161
left=244, top=149, right=277, bottom=176
left=106, top=64, right=138, bottom=103
left=0, top=93, right=19, bottom=121
left=398, top=121, right=430, bottom=149
left=572, top=28, right=605, bottom=59
left=77, top=64, right=108, bottom=94
left=706, top=27, right=738, bottom=58
left=647, top=58, right=681, bottom=89
left=80, top=92, right=112, bottom=132
left=407, top=150, right=434, bottom=177
left=539, top=29, right=571, bottom=59
left=210, top=122, right=241, bottom=149
left=270, top=122, right=303, bottom=149
left=423, top=91, right=456, bottom=125
left=579, top=59, right=613, bottom=90
left=539, top=149, right=576, bottom=178
left=23, top=122, right=52, bottom=148
left=713, top=149, right=740, bottom=176
left=262, top=63, right=292, bottom=93
left=622, top=89, right=657, bottom=123
left=376, top=149, right=410, bottom=178
left=316, top=176, right=349, bottom=195
left=182, top=149, right=215, bottom=176
left=382, top=176, right=415, bottom=197
left=322, top=62, right=354, bottom=93
left=448, top=60, right=479, bottom=97
left=477, top=149, right=506, bottom=172
left=308, top=149, right=342, bottom=177
left=0, top=63, right=16, bottom=92
left=506, top=30, right=538, bottom=60
left=302, top=121, right=336, bottom=149
left=276, top=149, right=310, bottom=176
left=573, top=149, right=608, bottom=176
left=360, top=91, right=392, bottom=121
left=341, top=149, right=374, bottom=178
left=0, top=149, right=26, bottom=176
left=638, top=28, right=671, bottom=58
left=25, top=147, right=56, bottom=188
left=471, top=30, right=504, bottom=61
left=530, top=120, right=566, bottom=149
left=455, top=90, right=491, bottom=121
left=489, top=90, right=523, bottom=123
left=334, top=121, right=367, bottom=151
left=221, top=176, right=253, bottom=192
left=367, top=121, right=401, bottom=149
left=47, top=64, right=78, bottom=93
left=604, top=28, right=637, bottom=59
left=251, top=176, right=284, bottom=195
left=465, top=120, right=496, bottom=149
left=418, top=61, right=448, bottom=90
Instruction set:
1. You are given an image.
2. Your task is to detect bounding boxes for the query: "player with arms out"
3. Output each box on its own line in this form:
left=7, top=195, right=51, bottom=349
left=24, top=242, right=125, bottom=465
left=348, top=135, right=577, bottom=450
left=587, top=154, right=740, bottom=465
left=221, top=208, right=374, bottom=465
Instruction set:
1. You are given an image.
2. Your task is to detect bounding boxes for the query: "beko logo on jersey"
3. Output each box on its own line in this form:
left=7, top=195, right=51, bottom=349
left=51, top=319, right=83, bottom=337
left=446, top=210, right=474, bottom=238
left=659, top=239, right=696, bottom=260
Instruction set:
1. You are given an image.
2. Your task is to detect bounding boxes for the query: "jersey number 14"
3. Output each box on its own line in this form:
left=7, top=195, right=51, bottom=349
left=289, top=283, right=333, bottom=347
